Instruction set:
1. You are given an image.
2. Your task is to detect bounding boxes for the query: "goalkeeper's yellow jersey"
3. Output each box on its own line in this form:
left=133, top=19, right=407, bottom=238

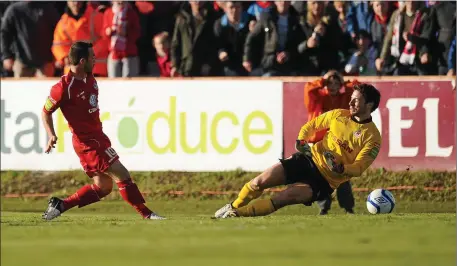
left=298, top=109, right=381, bottom=189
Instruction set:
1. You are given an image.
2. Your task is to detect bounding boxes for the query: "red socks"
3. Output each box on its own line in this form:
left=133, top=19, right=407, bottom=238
left=116, top=179, right=152, bottom=218
left=61, top=179, right=152, bottom=218
left=63, top=184, right=103, bottom=211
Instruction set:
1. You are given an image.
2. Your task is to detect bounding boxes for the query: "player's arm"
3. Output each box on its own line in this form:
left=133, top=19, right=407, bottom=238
left=42, top=84, right=64, bottom=153
left=295, top=109, right=341, bottom=155
left=42, top=112, right=57, bottom=153
left=297, top=109, right=340, bottom=141
left=340, top=137, right=381, bottom=177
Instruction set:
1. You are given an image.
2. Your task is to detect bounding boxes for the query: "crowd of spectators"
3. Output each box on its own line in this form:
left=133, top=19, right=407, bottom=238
left=1, top=1, right=455, bottom=78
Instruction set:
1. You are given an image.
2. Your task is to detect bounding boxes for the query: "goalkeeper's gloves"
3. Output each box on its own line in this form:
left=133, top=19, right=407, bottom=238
left=295, top=140, right=312, bottom=157
left=323, top=152, right=345, bottom=174
left=329, top=160, right=345, bottom=174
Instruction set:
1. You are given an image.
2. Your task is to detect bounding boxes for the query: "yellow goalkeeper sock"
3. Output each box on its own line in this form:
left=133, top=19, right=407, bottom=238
left=235, top=199, right=276, bottom=217
left=232, top=181, right=263, bottom=208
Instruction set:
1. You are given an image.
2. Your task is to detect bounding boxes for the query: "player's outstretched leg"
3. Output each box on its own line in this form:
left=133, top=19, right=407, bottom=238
left=222, top=183, right=313, bottom=218
left=105, top=160, right=165, bottom=220
left=214, top=162, right=286, bottom=218
left=42, top=175, right=113, bottom=220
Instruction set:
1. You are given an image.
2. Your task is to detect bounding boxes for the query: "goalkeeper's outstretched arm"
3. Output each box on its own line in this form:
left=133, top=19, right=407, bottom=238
left=297, top=109, right=341, bottom=141
left=342, top=137, right=381, bottom=177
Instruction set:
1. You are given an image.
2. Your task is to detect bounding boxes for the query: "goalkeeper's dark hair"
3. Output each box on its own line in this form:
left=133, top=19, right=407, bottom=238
left=68, top=41, right=93, bottom=66
left=354, top=83, right=381, bottom=112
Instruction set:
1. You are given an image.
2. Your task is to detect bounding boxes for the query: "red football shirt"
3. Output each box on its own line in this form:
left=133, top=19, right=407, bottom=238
left=43, top=72, right=103, bottom=139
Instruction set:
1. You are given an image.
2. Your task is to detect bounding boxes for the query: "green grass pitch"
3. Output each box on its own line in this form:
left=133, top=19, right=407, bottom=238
left=1, top=199, right=455, bottom=266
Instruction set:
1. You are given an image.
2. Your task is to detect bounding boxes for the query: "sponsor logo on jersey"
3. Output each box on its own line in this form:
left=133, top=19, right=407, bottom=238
left=354, top=130, right=362, bottom=138
left=89, top=94, right=97, bottom=107
left=88, top=108, right=98, bottom=113
left=93, top=82, right=98, bottom=90
left=331, top=134, right=354, bottom=153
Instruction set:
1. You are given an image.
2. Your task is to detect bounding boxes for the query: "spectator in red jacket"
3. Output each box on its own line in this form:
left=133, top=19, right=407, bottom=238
left=304, top=70, right=358, bottom=142
left=104, top=1, right=141, bottom=77
left=153, top=31, right=172, bottom=77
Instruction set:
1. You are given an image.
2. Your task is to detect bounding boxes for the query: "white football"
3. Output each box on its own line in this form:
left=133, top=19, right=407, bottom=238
left=366, top=189, right=396, bottom=214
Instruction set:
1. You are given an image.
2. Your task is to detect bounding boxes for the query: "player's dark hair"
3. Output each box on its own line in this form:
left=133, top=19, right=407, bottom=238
left=354, top=83, right=381, bottom=112
left=68, top=41, right=93, bottom=66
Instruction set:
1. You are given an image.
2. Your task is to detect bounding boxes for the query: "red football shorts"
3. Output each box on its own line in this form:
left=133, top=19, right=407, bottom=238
left=72, top=133, right=120, bottom=177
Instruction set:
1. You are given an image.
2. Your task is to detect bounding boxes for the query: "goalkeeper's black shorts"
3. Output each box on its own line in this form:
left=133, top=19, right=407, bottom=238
left=279, top=152, right=334, bottom=206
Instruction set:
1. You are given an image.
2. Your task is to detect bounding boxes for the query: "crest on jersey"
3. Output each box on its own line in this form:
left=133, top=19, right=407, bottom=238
left=89, top=94, right=97, bottom=107
left=93, top=82, right=98, bottom=90
left=354, top=130, right=362, bottom=138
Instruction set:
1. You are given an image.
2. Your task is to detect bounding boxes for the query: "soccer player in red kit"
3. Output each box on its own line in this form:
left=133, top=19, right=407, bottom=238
left=42, top=42, right=165, bottom=220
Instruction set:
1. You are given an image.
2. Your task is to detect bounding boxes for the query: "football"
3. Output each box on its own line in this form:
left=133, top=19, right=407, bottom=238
left=366, top=189, right=396, bottom=214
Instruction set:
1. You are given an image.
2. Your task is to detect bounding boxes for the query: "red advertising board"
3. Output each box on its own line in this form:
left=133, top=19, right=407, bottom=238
left=283, top=80, right=456, bottom=171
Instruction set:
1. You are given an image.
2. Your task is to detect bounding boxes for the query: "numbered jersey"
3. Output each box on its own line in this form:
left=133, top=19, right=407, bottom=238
left=43, top=72, right=118, bottom=176
left=43, top=71, right=102, bottom=139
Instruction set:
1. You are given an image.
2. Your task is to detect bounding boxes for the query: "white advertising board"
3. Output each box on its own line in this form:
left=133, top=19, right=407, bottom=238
left=1, top=80, right=283, bottom=171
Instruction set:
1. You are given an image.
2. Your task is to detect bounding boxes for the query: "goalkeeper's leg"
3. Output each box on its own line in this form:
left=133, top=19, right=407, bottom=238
left=233, top=162, right=287, bottom=208
left=225, top=183, right=313, bottom=218
left=214, top=163, right=287, bottom=218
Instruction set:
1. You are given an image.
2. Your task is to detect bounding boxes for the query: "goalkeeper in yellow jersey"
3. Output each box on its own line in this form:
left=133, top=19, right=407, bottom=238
left=214, top=83, right=381, bottom=218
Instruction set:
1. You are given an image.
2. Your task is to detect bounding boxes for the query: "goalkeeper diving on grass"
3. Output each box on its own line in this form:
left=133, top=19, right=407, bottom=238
left=214, top=83, right=382, bottom=218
